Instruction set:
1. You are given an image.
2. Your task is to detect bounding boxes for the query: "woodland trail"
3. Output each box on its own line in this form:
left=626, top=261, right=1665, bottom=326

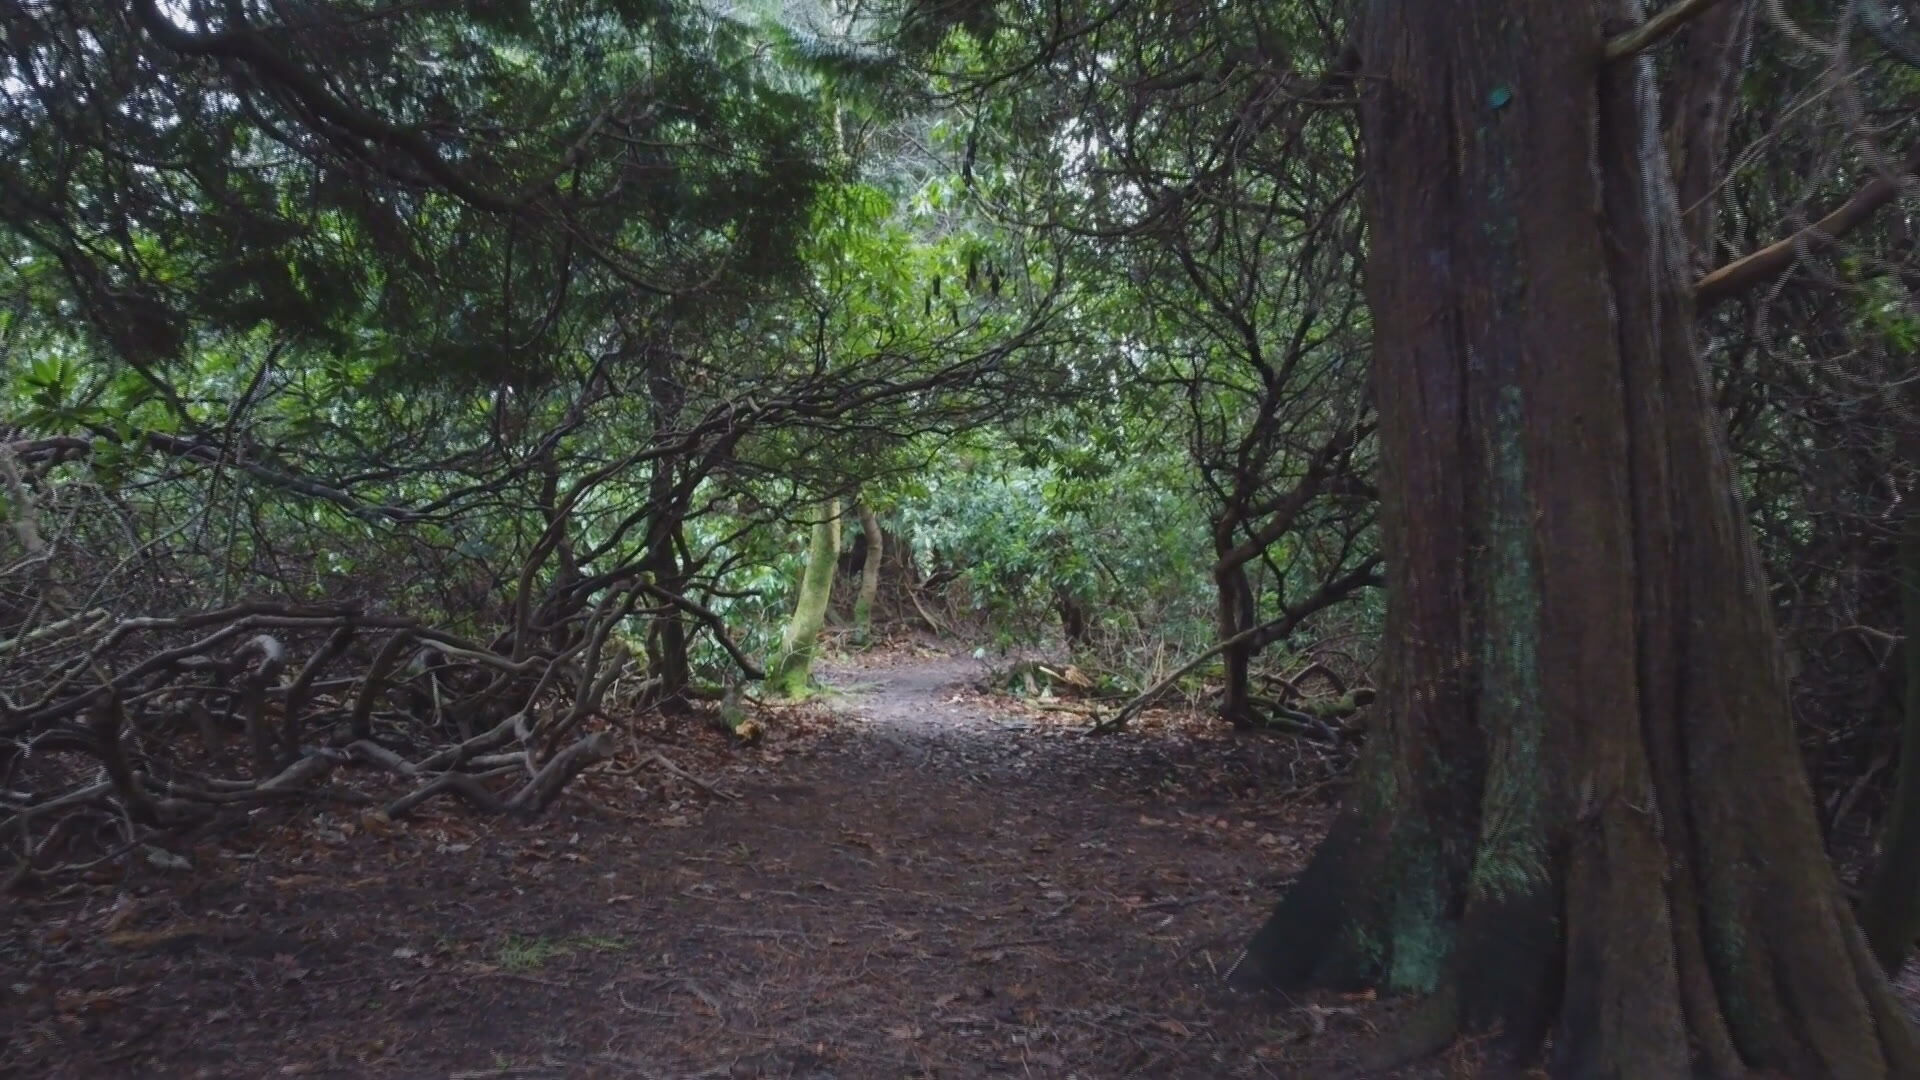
left=5, top=642, right=1406, bottom=1080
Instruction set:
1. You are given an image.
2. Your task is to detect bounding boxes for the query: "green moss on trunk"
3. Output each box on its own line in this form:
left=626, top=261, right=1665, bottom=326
left=765, top=499, right=840, bottom=698
left=1237, top=2, right=1920, bottom=1073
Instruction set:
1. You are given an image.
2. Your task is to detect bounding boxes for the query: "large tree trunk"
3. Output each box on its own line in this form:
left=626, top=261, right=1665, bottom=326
left=765, top=499, right=840, bottom=697
left=1233, top=3, right=1920, bottom=1074
left=1662, top=0, right=1754, bottom=268
left=1860, top=491, right=1920, bottom=974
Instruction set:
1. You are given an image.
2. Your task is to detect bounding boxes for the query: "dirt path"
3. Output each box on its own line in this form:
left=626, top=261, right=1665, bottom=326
left=3, top=644, right=1373, bottom=1079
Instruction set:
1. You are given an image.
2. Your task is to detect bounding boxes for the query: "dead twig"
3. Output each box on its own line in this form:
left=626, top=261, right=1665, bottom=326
left=636, top=751, right=738, bottom=801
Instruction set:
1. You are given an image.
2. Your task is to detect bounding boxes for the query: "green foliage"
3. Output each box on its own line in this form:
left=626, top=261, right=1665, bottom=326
left=0, top=0, right=1375, bottom=744
left=899, top=429, right=1216, bottom=652
left=2, top=0, right=832, bottom=380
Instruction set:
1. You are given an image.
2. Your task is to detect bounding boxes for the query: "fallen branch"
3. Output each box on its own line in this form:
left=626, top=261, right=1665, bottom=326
left=636, top=751, right=738, bottom=801
left=1090, top=616, right=1291, bottom=735
left=383, top=731, right=616, bottom=818
left=908, top=587, right=948, bottom=636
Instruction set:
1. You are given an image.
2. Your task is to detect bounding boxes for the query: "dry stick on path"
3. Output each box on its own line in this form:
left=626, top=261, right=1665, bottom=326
left=636, top=751, right=738, bottom=801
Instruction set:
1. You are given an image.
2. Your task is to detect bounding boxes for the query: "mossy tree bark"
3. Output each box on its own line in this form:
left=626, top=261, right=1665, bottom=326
left=765, top=499, right=840, bottom=697
left=1233, top=3, right=1920, bottom=1075
left=852, top=503, right=882, bottom=646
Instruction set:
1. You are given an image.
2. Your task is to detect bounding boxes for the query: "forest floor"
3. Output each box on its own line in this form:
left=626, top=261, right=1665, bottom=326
left=7, top=637, right=1918, bottom=1079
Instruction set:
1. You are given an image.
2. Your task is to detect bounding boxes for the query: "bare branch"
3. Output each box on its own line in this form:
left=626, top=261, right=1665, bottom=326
left=1696, top=139, right=1920, bottom=308
left=1605, top=0, right=1740, bottom=62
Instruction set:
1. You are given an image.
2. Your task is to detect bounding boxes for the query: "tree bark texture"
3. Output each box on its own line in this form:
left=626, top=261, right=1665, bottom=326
left=642, top=515, right=692, bottom=705
left=1215, top=557, right=1257, bottom=728
left=853, top=504, right=882, bottom=645
left=1661, top=0, right=1753, bottom=268
left=765, top=499, right=840, bottom=697
left=1860, top=480, right=1920, bottom=975
left=643, top=343, right=693, bottom=703
left=1234, top=3, right=1920, bottom=1075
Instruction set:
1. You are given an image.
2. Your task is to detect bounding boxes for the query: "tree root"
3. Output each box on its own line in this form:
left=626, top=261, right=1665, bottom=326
left=1343, top=987, right=1461, bottom=1079
left=5, top=596, right=640, bottom=880
left=383, top=731, right=616, bottom=818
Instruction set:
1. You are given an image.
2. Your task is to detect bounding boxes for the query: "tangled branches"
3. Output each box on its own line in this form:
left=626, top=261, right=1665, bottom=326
left=0, top=375, right=728, bottom=888
left=0, top=589, right=643, bottom=889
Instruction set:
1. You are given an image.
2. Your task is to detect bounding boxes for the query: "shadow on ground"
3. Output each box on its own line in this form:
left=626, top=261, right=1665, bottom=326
left=0, top=642, right=1496, bottom=1078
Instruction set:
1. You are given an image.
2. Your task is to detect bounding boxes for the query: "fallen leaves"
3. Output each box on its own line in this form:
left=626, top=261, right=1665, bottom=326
left=270, top=873, right=328, bottom=888
left=0, top=652, right=1356, bottom=1080
left=1149, top=1017, right=1194, bottom=1038
left=103, top=924, right=206, bottom=951
left=271, top=953, right=312, bottom=983
left=56, top=986, right=138, bottom=1015
left=141, top=845, right=192, bottom=872
left=102, top=896, right=144, bottom=933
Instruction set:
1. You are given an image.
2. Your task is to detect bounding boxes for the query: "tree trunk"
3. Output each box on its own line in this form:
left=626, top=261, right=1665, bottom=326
left=1860, top=491, right=1920, bottom=975
left=852, top=504, right=882, bottom=646
left=642, top=517, right=692, bottom=708
left=1215, top=538, right=1258, bottom=728
left=1662, top=0, right=1754, bottom=268
left=1054, top=583, right=1089, bottom=649
left=643, top=345, right=693, bottom=706
left=765, top=499, right=840, bottom=697
left=1233, top=3, right=1920, bottom=1075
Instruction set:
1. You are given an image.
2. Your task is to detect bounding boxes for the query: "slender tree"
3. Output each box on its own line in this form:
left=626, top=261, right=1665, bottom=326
left=766, top=499, right=842, bottom=697
left=1233, top=2, right=1920, bottom=1074
left=852, top=503, right=884, bottom=645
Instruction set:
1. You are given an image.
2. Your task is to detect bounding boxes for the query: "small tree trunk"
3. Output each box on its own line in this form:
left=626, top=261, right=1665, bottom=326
left=1054, top=583, right=1090, bottom=648
left=852, top=504, right=882, bottom=646
left=643, top=519, right=692, bottom=708
left=765, top=499, right=840, bottom=697
left=1214, top=556, right=1257, bottom=728
left=1860, top=498, right=1920, bottom=974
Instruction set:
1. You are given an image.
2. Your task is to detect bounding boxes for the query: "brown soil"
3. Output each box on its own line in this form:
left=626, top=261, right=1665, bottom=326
left=7, top=639, right=1902, bottom=1079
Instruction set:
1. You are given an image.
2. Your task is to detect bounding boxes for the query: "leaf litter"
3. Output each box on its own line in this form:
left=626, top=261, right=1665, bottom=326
left=0, top=639, right=1815, bottom=1078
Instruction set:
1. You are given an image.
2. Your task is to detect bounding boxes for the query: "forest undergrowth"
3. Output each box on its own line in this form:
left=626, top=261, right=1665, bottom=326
left=1, top=635, right=1472, bottom=1080
left=13, top=636, right=1920, bottom=1080
left=9, top=635, right=1920, bottom=1079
